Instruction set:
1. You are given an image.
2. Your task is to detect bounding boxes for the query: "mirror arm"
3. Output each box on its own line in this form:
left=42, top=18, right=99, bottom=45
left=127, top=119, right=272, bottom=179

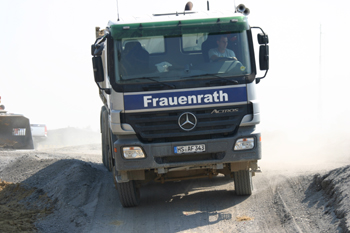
left=92, top=32, right=109, bottom=56
left=251, top=26, right=266, bottom=37
left=94, top=32, right=109, bottom=46
left=95, top=82, right=111, bottom=95
left=101, top=88, right=111, bottom=95
left=256, top=70, right=268, bottom=84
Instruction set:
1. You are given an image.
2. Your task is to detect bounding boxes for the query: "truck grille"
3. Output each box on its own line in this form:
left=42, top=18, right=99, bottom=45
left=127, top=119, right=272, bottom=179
left=121, top=104, right=252, bottom=143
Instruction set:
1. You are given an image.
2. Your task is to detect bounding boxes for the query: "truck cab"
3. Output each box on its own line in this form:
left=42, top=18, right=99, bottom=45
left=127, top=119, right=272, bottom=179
left=92, top=6, right=269, bottom=207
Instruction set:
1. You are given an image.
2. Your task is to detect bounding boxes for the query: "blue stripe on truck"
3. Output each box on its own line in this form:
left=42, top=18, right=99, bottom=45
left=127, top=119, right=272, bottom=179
left=124, top=86, right=247, bottom=111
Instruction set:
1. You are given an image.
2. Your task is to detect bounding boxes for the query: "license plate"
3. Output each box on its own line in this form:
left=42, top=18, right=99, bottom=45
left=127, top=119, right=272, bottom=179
left=174, top=144, right=205, bottom=154
left=12, top=128, right=26, bottom=136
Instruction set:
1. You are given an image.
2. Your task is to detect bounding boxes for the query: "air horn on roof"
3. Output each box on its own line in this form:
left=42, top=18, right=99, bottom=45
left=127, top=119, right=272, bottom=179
left=236, top=4, right=250, bottom=16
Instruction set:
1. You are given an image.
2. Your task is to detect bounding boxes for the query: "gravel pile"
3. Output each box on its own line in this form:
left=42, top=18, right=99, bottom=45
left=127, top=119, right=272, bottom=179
left=314, top=165, right=350, bottom=232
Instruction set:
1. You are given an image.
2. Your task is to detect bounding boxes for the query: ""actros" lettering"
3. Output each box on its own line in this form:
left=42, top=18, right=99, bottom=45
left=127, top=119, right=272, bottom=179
left=211, top=108, right=239, bottom=114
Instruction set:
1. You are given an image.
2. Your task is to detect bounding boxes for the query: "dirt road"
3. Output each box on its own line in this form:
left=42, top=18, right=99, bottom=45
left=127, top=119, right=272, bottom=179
left=0, top=129, right=349, bottom=232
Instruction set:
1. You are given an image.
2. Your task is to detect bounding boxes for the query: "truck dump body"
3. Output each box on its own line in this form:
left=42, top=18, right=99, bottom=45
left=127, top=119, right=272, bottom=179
left=0, top=114, right=34, bottom=149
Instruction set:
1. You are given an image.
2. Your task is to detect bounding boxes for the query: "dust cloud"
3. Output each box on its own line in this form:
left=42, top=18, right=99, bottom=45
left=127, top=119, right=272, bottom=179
left=34, top=127, right=100, bottom=150
left=260, top=107, right=350, bottom=175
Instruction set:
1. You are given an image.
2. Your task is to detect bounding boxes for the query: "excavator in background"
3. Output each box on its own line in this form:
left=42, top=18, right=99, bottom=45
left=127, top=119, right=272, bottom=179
left=0, top=96, right=34, bottom=149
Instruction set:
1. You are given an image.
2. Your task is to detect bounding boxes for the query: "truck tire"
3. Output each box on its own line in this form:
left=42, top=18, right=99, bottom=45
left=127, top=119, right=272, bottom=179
left=101, top=108, right=112, bottom=171
left=234, top=170, right=253, bottom=196
left=116, top=181, right=140, bottom=207
left=101, top=108, right=108, bottom=168
left=112, top=164, right=118, bottom=189
left=107, top=129, right=114, bottom=172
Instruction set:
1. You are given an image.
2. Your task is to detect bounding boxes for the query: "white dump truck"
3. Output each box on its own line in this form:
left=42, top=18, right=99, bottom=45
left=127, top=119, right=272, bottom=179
left=30, top=124, right=47, bottom=148
left=91, top=3, right=269, bottom=207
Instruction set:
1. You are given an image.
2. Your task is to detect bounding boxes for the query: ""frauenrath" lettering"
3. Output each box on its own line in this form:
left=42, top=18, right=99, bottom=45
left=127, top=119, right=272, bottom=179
left=143, top=90, right=228, bottom=107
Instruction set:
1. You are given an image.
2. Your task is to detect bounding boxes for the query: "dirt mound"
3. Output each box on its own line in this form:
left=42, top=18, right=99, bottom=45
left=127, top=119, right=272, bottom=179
left=0, top=152, right=107, bottom=233
left=313, top=165, right=350, bottom=232
left=21, top=159, right=107, bottom=233
left=0, top=179, right=54, bottom=232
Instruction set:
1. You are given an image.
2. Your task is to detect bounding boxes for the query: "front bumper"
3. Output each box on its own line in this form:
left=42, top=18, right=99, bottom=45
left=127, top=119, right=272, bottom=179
left=113, top=126, right=261, bottom=171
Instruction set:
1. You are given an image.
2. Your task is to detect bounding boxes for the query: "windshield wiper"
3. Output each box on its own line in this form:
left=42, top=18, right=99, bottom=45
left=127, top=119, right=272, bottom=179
left=184, top=73, right=239, bottom=85
left=124, top=76, right=176, bottom=89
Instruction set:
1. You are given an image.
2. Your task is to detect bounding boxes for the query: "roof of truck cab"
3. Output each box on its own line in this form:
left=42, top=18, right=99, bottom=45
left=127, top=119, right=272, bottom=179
left=108, top=10, right=246, bottom=26
left=108, top=10, right=249, bottom=39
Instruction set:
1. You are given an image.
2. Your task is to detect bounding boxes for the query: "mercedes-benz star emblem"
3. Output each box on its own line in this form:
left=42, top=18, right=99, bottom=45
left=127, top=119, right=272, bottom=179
left=178, top=112, right=197, bottom=131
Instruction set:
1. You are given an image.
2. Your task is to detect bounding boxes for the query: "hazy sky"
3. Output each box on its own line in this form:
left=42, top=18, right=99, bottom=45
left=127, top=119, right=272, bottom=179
left=1, top=0, right=349, bottom=135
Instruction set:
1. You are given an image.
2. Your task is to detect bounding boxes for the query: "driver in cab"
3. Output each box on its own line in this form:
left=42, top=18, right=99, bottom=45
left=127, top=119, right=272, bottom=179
left=208, top=35, right=237, bottom=62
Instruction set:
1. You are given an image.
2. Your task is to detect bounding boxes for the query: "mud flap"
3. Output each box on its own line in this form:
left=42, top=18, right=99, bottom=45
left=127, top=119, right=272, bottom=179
left=0, top=115, right=34, bottom=149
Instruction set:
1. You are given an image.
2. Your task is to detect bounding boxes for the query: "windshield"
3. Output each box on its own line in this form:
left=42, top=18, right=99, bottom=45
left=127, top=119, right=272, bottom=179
left=113, top=31, right=252, bottom=85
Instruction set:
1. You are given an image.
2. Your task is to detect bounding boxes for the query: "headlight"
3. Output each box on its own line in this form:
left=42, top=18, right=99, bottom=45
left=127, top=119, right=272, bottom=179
left=123, top=147, right=145, bottom=159
left=234, top=138, right=254, bottom=150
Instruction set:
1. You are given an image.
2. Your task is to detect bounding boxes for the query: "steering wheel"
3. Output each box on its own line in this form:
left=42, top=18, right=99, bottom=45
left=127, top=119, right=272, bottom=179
left=213, top=57, right=237, bottom=62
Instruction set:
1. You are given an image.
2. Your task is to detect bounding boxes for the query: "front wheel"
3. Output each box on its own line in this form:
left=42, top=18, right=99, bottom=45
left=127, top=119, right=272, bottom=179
left=116, top=180, right=140, bottom=207
left=101, top=109, right=112, bottom=171
left=233, top=170, right=253, bottom=195
left=101, top=108, right=108, bottom=168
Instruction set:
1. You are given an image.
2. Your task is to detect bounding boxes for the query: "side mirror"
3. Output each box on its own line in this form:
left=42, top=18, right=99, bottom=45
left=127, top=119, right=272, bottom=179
left=92, top=57, right=104, bottom=82
left=251, top=27, right=269, bottom=83
left=91, top=43, right=105, bottom=56
left=259, top=45, right=269, bottom=70
left=258, top=33, right=269, bottom=45
left=91, top=44, right=96, bottom=56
